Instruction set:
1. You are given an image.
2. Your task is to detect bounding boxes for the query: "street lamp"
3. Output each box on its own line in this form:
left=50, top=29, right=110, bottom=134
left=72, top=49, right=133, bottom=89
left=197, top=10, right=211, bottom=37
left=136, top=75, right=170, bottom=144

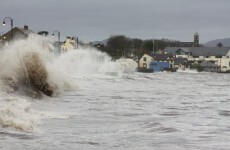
left=52, top=30, right=60, bottom=46
left=2, top=17, right=13, bottom=40
left=52, top=30, right=61, bottom=54
left=72, top=36, right=78, bottom=48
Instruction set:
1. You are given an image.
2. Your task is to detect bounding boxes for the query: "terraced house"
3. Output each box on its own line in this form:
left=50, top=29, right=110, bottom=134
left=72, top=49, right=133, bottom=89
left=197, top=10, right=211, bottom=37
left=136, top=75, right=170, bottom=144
left=164, top=47, right=230, bottom=72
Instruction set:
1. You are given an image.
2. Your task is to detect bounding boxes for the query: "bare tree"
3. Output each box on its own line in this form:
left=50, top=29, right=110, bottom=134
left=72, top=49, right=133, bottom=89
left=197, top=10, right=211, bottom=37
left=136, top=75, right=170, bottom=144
left=38, top=31, right=49, bottom=36
left=217, top=42, right=223, bottom=47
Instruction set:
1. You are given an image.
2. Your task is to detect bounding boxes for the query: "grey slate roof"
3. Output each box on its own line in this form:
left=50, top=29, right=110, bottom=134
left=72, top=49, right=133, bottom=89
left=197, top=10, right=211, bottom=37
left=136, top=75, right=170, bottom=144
left=16, top=27, right=35, bottom=35
left=173, top=58, right=188, bottom=65
left=150, top=54, right=170, bottom=61
left=164, top=47, right=230, bottom=56
left=2, top=26, right=35, bottom=41
left=176, top=48, right=190, bottom=53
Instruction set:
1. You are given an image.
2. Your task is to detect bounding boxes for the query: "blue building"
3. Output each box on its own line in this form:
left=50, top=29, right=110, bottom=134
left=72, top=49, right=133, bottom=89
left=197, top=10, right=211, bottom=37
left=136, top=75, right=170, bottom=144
left=150, top=62, right=169, bottom=72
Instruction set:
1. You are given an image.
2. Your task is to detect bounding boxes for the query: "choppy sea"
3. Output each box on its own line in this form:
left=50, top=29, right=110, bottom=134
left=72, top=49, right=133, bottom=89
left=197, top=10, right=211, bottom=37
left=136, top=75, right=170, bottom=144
left=1, top=36, right=230, bottom=150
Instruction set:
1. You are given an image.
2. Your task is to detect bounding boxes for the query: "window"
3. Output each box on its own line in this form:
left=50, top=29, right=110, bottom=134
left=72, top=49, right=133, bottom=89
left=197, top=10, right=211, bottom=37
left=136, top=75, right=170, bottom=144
left=216, top=56, right=222, bottom=58
left=176, top=50, right=185, bottom=55
left=143, top=57, right=147, bottom=61
left=229, top=62, right=230, bottom=67
left=185, top=52, right=191, bottom=55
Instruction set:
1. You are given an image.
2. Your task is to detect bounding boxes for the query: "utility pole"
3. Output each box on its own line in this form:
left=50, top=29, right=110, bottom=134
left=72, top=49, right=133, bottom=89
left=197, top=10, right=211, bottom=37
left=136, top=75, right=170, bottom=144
left=152, top=37, right=155, bottom=54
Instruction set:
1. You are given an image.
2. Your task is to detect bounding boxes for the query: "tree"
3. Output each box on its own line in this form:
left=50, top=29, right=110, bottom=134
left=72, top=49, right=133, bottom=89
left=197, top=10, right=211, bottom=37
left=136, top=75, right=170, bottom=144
left=107, top=35, right=131, bottom=58
left=94, top=43, right=106, bottom=52
left=131, top=38, right=143, bottom=58
left=142, top=40, right=153, bottom=53
left=132, top=38, right=143, bottom=49
left=37, top=31, right=49, bottom=36
left=217, top=42, right=223, bottom=47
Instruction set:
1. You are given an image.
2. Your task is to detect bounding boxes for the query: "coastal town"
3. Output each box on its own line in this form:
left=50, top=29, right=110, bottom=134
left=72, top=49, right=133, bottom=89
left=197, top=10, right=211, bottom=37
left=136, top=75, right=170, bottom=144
left=1, top=1, right=230, bottom=150
left=1, top=23, right=230, bottom=73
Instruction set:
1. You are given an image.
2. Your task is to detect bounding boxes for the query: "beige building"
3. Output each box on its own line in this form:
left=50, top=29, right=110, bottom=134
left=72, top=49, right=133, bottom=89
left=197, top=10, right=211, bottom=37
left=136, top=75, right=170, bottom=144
left=138, top=54, right=153, bottom=68
left=61, top=37, right=78, bottom=52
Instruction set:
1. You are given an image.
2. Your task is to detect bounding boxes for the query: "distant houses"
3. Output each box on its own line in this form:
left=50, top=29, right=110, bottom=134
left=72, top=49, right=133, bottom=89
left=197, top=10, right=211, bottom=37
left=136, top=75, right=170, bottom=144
left=164, top=47, right=230, bottom=72
left=138, top=47, right=230, bottom=73
left=138, top=32, right=230, bottom=73
left=172, top=57, right=188, bottom=70
left=0, top=25, right=80, bottom=53
left=1, top=26, right=230, bottom=73
left=138, top=53, right=171, bottom=72
left=1, top=25, right=35, bottom=42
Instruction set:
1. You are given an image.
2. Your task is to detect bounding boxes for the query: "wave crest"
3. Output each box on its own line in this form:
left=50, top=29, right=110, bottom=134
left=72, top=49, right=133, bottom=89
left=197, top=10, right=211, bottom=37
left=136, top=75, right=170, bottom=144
left=0, top=35, right=74, bottom=98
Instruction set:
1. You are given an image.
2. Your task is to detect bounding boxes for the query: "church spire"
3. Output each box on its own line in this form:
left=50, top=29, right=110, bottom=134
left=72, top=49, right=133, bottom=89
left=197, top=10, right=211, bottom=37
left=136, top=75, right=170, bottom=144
left=194, top=32, right=199, bottom=47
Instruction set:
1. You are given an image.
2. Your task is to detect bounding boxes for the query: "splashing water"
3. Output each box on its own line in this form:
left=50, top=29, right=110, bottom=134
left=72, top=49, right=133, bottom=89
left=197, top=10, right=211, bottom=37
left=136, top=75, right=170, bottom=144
left=53, top=48, right=137, bottom=77
left=0, top=35, right=137, bottom=131
left=0, top=97, right=38, bottom=131
left=0, top=35, right=137, bottom=96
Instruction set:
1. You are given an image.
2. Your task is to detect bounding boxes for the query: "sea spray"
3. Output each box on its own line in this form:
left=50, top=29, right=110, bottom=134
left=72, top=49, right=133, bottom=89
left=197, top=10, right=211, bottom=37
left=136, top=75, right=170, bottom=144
left=0, top=35, right=137, bottom=133
left=0, top=98, right=38, bottom=131
left=0, top=95, right=69, bottom=132
left=0, top=35, right=74, bottom=97
left=52, top=48, right=137, bottom=77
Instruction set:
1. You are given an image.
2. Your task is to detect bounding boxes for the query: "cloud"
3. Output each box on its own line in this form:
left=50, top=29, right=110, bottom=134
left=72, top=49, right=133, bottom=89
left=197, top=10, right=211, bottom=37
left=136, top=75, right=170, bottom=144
left=1, top=0, right=230, bottom=43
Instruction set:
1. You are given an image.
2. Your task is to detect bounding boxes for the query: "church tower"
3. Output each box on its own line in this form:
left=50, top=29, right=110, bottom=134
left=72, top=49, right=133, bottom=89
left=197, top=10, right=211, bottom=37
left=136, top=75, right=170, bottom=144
left=194, top=32, right=199, bottom=47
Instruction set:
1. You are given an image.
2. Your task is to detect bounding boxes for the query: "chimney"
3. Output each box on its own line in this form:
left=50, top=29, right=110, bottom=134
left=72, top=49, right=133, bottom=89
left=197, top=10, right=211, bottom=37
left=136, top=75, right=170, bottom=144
left=24, top=25, right=28, bottom=30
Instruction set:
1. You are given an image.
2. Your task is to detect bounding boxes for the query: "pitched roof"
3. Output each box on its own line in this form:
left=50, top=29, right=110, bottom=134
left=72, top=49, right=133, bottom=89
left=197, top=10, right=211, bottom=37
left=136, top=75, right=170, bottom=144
left=164, top=47, right=230, bottom=56
left=150, top=54, right=170, bottom=61
left=175, top=48, right=190, bottom=53
left=16, top=27, right=35, bottom=35
left=2, top=26, right=35, bottom=41
left=173, top=58, right=188, bottom=65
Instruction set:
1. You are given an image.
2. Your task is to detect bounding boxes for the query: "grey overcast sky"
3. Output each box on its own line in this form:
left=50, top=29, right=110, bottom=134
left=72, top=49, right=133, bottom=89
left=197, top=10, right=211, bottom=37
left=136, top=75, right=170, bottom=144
left=0, top=0, right=230, bottom=43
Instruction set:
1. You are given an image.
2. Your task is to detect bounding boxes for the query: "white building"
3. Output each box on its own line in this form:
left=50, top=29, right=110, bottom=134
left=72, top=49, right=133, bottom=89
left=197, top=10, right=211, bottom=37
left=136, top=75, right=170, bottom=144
left=164, top=47, right=230, bottom=72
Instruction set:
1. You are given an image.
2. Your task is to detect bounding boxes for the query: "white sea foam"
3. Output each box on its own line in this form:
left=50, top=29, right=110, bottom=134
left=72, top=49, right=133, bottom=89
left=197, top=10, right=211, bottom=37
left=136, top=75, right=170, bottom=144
left=0, top=36, right=74, bottom=131
left=176, top=68, right=199, bottom=73
left=53, top=48, right=137, bottom=78
left=0, top=95, right=70, bottom=132
left=0, top=35, right=137, bottom=132
left=0, top=97, right=40, bottom=131
left=0, top=35, right=75, bottom=96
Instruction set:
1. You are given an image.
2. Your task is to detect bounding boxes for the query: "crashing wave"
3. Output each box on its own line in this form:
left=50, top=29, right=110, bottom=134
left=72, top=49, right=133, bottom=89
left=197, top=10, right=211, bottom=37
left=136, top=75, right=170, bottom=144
left=52, top=48, right=137, bottom=77
left=115, top=58, right=138, bottom=73
left=0, top=35, right=74, bottom=98
left=22, top=51, right=56, bottom=96
left=0, top=98, right=36, bottom=131
left=0, top=35, right=137, bottom=98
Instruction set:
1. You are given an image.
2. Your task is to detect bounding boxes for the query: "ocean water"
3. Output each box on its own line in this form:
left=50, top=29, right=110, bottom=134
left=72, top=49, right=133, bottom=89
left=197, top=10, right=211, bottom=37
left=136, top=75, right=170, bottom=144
left=1, top=36, right=230, bottom=150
